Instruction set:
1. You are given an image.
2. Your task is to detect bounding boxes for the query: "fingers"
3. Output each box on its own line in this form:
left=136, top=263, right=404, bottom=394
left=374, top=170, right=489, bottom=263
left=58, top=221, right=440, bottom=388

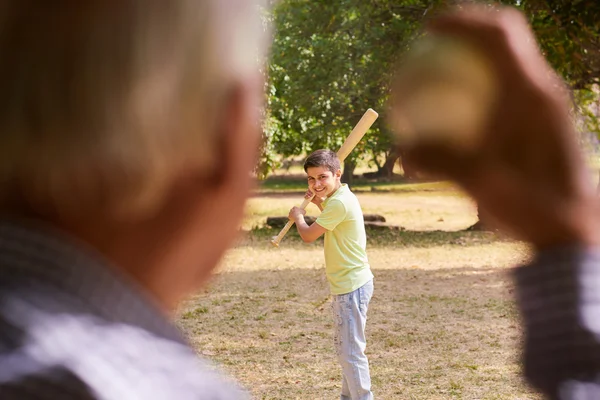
left=400, top=142, right=482, bottom=186
left=390, top=5, right=596, bottom=249
left=394, top=6, right=575, bottom=183
left=289, top=206, right=306, bottom=215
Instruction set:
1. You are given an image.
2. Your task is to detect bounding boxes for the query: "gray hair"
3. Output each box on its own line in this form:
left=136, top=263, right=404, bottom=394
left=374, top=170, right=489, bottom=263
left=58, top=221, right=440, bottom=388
left=0, top=0, right=268, bottom=219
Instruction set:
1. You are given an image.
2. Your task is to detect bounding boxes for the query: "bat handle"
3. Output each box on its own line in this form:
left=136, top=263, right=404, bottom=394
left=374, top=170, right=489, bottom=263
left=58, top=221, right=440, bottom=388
left=270, top=194, right=314, bottom=247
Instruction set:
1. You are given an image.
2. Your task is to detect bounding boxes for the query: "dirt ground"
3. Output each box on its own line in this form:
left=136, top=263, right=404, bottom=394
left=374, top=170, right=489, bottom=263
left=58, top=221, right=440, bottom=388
left=177, top=187, right=541, bottom=399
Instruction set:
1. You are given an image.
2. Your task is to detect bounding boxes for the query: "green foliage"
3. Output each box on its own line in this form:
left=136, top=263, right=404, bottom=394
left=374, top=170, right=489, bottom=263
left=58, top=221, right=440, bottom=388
left=516, top=0, right=600, bottom=90
left=268, top=0, right=446, bottom=167
left=248, top=225, right=506, bottom=247
left=255, top=108, right=281, bottom=180
left=574, top=87, right=600, bottom=152
left=507, top=0, right=600, bottom=139
left=262, top=0, right=600, bottom=173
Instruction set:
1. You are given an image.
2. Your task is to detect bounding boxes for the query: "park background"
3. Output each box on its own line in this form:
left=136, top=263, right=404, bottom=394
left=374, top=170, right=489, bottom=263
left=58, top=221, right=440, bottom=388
left=178, top=1, right=599, bottom=399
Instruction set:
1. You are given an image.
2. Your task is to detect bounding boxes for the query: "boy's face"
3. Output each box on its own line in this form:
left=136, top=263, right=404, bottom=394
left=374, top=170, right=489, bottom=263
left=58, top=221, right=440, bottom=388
left=306, top=166, right=342, bottom=198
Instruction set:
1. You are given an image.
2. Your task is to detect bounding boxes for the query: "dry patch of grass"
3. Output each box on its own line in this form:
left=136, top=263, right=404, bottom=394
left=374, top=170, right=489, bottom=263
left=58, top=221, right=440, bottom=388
left=178, top=241, right=538, bottom=399
left=178, top=185, right=541, bottom=399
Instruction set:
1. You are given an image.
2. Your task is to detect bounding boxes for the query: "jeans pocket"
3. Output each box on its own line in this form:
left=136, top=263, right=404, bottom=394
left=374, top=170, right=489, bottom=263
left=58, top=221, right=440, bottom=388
left=358, top=280, right=373, bottom=316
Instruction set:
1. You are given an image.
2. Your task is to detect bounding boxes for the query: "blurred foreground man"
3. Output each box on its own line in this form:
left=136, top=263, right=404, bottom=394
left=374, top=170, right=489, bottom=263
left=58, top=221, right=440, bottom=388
left=394, top=5, right=600, bottom=399
left=0, top=1, right=267, bottom=398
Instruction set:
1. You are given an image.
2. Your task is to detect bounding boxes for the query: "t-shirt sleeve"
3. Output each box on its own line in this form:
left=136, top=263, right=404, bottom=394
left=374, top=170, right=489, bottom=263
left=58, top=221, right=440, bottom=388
left=316, top=199, right=346, bottom=231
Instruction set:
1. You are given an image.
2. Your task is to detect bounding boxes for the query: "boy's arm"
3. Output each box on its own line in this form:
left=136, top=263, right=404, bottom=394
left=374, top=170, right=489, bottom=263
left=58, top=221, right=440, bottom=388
left=289, top=206, right=327, bottom=243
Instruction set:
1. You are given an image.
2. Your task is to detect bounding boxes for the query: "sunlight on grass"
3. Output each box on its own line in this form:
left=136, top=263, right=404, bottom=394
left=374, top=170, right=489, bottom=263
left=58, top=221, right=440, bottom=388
left=180, top=181, right=540, bottom=399
left=244, top=185, right=477, bottom=231
left=180, top=240, right=537, bottom=399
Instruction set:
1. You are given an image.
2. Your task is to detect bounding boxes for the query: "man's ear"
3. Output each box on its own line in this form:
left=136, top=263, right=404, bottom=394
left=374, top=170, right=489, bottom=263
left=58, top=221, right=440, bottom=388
left=211, top=77, right=262, bottom=193
left=154, top=77, right=263, bottom=293
left=335, top=169, right=342, bottom=179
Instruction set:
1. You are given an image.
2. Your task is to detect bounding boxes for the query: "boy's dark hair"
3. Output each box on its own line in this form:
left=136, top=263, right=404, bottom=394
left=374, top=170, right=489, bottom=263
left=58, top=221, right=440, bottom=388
left=304, top=149, right=340, bottom=174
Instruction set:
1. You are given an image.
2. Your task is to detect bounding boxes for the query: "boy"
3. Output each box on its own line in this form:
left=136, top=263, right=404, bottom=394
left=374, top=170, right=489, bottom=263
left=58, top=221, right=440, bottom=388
left=288, top=149, right=374, bottom=400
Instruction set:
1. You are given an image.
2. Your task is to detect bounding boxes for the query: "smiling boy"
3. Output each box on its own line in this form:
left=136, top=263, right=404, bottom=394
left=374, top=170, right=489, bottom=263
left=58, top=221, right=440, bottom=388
left=288, top=149, right=374, bottom=400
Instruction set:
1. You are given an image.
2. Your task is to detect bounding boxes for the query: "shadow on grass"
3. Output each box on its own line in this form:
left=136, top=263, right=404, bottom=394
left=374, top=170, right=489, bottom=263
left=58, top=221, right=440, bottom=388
left=243, top=226, right=515, bottom=248
left=178, top=264, right=531, bottom=399
left=256, top=175, right=453, bottom=195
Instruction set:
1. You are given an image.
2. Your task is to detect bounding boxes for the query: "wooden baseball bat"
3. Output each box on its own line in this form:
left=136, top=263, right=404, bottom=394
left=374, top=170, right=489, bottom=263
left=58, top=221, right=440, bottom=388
left=270, top=108, right=379, bottom=247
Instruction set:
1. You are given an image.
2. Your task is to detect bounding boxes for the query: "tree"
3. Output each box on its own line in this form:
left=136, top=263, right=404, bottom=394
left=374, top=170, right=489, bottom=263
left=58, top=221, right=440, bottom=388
left=519, top=0, right=600, bottom=148
left=517, top=0, right=599, bottom=90
left=263, top=0, right=600, bottom=229
left=267, top=0, right=447, bottom=183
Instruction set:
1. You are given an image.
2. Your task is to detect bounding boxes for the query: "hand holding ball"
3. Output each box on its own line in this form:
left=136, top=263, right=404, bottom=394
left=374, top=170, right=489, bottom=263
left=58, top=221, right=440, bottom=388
left=391, top=36, right=498, bottom=152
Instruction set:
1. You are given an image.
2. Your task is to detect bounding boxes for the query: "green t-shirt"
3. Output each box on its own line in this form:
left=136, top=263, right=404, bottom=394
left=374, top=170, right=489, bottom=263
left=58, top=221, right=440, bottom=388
left=316, top=184, right=373, bottom=295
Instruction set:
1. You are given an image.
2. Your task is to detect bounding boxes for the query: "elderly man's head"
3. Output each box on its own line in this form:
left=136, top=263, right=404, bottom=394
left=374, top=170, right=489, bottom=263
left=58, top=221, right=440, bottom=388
left=0, top=0, right=268, bottom=309
left=0, top=0, right=267, bottom=219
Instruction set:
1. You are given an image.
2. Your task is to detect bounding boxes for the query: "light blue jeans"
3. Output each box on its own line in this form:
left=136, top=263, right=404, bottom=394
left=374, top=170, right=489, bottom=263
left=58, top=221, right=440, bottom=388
left=331, top=279, right=374, bottom=400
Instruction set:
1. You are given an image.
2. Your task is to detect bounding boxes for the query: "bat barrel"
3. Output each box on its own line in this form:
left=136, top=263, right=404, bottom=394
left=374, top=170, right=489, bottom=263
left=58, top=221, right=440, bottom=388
left=336, top=108, right=379, bottom=162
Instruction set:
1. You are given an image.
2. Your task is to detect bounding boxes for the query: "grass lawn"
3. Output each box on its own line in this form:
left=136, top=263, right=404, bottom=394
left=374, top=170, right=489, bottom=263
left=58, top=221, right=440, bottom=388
left=177, top=180, right=541, bottom=399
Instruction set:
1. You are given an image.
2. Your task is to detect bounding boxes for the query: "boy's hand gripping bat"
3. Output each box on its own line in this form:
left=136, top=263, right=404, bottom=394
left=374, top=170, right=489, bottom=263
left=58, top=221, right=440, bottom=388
left=270, top=108, right=379, bottom=247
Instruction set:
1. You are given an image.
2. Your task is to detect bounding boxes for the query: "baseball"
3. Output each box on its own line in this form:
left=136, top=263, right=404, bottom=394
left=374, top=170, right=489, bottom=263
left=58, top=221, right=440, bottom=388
left=391, top=35, right=498, bottom=151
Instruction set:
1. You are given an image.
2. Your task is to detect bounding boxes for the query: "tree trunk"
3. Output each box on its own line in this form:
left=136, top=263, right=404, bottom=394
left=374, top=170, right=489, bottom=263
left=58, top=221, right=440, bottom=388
left=399, top=149, right=419, bottom=180
left=379, top=148, right=400, bottom=178
left=371, top=153, right=382, bottom=171
left=342, top=160, right=356, bottom=188
left=467, top=204, right=492, bottom=231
